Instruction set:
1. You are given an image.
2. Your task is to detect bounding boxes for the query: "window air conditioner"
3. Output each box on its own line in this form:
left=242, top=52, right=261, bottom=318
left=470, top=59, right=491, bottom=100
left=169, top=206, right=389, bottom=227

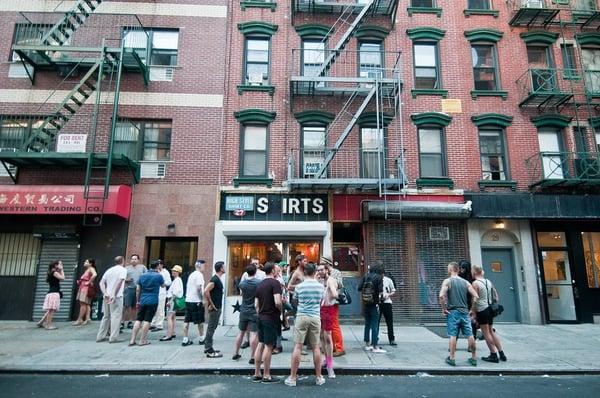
left=140, top=162, right=166, bottom=178
left=149, top=66, right=174, bottom=82
left=247, top=73, right=266, bottom=86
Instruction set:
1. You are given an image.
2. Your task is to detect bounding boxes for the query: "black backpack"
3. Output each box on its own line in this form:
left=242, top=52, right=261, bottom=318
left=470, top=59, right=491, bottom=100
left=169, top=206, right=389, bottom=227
left=361, top=275, right=377, bottom=305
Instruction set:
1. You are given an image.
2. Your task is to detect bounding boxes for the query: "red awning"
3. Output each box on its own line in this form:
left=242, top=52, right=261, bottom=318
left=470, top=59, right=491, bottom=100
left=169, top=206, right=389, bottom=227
left=0, top=185, right=132, bottom=219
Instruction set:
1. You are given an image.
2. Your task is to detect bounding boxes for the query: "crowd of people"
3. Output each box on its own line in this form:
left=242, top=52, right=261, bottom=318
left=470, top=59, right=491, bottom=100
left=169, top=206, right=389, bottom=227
left=36, top=252, right=508, bottom=384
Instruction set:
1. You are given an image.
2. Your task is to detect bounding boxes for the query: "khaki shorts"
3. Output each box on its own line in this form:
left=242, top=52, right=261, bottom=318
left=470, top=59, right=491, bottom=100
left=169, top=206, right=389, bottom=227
left=293, top=314, right=321, bottom=348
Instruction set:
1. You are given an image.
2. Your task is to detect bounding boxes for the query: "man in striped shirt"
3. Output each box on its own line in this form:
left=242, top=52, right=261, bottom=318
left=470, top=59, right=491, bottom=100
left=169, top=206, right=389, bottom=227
left=284, top=262, right=325, bottom=387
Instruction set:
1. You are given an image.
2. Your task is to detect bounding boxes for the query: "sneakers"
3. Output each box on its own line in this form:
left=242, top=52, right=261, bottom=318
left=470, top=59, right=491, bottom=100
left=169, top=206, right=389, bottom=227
left=240, top=341, right=250, bottom=349
left=284, top=376, right=296, bottom=387
left=261, top=377, right=280, bottom=384
left=252, top=376, right=263, bottom=383
left=445, top=356, right=456, bottom=366
left=207, top=350, right=223, bottom=358
left=232, top=354, right=242, bottom=360
left=468, top=357, right=478, bottom=366
left=363, top=345, right=373, bottom=351
left=372, top=347, right=387, bottom=354
left=389, top=341, right=397, bottom=346
left=181, top=340, right=193, bottom=347
left=248, top=358, right=255, bottom=365
left=482, top=354, right=499, bottom=363
left=327, top=369, right=336, bottom=379
left=499, top=351, right=507, bottom=362
left=315, top=376, right=326, bottom=386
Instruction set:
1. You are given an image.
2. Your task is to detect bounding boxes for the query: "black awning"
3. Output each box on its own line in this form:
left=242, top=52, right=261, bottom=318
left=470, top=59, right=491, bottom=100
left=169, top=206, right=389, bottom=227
left=365, top=200, right=472, bottom=220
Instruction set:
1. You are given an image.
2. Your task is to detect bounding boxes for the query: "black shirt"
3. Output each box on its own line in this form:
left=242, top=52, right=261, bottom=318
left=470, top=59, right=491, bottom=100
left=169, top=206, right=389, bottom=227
left=255, top=278, right=282, bottom=322
left=209, top=274, right=224, bottom=310
left=48, top=274, right=61, bottom=293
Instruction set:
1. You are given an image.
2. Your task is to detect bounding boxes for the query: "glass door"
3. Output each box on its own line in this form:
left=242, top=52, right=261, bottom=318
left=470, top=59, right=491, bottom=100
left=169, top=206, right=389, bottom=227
left=537, top=232, right=577, bottom=322
left=147, top=238, right=198, bottom=274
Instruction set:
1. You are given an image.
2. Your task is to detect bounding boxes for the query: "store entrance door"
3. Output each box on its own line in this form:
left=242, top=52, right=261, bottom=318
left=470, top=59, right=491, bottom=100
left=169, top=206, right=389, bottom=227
left=147, top=238, right=198, bottom=276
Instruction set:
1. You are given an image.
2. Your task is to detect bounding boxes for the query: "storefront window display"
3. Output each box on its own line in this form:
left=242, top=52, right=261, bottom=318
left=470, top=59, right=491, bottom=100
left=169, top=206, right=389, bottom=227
left=227, top=240, right=320, bottom=296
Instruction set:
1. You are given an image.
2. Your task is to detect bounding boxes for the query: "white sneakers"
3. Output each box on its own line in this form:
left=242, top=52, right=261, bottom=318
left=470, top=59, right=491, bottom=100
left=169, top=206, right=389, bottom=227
left=364, top=345, right=373, bottom=351
left=284, top=376, right=327, bottom=386
left=372, top=347, right=387, bottom=354
left=327, top=368, right=336, bottom=379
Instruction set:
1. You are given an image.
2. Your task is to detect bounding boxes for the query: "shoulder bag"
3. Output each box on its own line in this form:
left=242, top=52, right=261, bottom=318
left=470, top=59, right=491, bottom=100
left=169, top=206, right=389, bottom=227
left=485, top=279, right=504, bottom=318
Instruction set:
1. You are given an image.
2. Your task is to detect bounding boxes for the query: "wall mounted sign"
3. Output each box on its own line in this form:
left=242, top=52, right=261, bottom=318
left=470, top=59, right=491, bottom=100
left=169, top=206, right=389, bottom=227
left=220, top=193, right=328, bottom=222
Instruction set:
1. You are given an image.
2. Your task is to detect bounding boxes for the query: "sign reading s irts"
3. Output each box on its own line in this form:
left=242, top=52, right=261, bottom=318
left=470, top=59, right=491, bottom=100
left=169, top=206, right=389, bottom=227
left=220, top=194, right=328, bottom=222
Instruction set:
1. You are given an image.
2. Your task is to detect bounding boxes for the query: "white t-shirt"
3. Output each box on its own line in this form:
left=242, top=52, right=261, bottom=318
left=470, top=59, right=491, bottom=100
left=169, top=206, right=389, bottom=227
left=185, top=270, right=205, bottom=303
left=159, top=268, right=172, bottom=293
left=382, top=276, right=396, bottom=304
left=101, top=265, right=127, bottom=298
left=167, top=276, right=184, bottom=299
left=241, top=268, right=266, bottom=282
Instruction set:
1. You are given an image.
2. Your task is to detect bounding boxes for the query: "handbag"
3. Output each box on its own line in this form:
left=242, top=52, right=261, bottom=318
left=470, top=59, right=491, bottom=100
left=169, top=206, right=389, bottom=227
left=485, top=280, right=504, bottom=317
left=338, top=286, right=352, bottom=305
left=86, top=283, right=97, bottom=298
left=174, top=296, right=186, bottom=311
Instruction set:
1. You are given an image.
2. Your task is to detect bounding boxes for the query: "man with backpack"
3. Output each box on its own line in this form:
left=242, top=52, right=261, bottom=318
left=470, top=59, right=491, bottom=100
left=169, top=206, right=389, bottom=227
left=358, top=264, right=386, bottom=353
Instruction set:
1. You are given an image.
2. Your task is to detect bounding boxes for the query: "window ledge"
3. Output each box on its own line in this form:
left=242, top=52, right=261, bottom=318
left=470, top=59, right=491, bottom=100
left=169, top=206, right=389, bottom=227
left=478, top=180, right=517, bottom=191
left=411, top=89, right=448, bottom=98
left=563, top=74, right=582, bottom=80
left=240, top=1, right=277, bottom=11
left=407, top=7, right=442, bottom=17
left=464, top=9, right=499, bottom=17
left=237, top=84, right=275, bottom=96
left=233, top=177, right=273, bottom=188
left=471, top=90, right=508, bottom=100
left=416, top=177, right=454, bottom=189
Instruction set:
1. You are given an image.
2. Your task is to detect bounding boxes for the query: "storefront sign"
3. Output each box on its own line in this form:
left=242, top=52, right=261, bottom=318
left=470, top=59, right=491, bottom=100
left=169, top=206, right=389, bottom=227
left=56, top=134, right=87, bottom=153
left=0, top=185, right=132, bottom=219
left=220, top=193, right=328, bottom=222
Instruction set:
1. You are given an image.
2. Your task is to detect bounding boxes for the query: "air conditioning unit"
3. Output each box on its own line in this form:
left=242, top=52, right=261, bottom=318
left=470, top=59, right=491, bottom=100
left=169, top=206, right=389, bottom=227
left=140, top=162, right=166, bottom=178
left=149, top=66, right=174, bottom=82
left=522, top=0, right=544, bottom=8
left=247, top=73, right=266, bottom=86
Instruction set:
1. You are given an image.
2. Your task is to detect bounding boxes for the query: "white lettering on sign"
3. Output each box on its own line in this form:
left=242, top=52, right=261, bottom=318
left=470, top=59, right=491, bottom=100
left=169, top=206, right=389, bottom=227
left=312, top=198, right=324, bottom=214
left=56, top=134, right=87, bottom=153
left=280, top=197, right=324, bottom=215
left=256, top=197, right=269, bottom=213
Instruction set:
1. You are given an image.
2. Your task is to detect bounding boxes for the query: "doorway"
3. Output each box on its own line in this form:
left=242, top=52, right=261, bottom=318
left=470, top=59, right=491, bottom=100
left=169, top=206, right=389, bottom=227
left=481, top=248, right=520, bottom=322
left=146, top=237, right=198, bottom=274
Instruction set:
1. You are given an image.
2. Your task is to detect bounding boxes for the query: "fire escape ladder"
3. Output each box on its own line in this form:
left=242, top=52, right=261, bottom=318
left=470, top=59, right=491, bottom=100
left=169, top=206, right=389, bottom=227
left=315, top=85, right=378, bottom=178
left=40, top=0, right=103, bottom=46
left=21, top=55, right=116, bottom=152
left=316, top=0, right=375, bottom=78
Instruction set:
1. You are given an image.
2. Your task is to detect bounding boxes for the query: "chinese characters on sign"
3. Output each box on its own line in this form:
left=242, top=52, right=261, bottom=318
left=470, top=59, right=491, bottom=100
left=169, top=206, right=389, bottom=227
left=0, top=191, right=98, bottom=213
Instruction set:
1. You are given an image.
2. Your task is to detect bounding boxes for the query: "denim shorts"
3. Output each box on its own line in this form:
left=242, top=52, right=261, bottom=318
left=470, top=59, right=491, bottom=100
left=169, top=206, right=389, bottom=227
left=446, top=309, right=473, bottom=337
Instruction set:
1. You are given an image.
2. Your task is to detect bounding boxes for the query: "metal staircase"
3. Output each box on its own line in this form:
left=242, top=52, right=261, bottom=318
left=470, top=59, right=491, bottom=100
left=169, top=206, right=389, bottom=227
left=41, top=0, right=103, bottom=46
left=315, top=0, right=375, bottom=77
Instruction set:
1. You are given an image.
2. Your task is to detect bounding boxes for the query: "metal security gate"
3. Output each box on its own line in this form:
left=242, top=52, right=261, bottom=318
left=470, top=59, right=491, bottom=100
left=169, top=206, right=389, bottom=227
left=364, top=219, right=468, bottom=324
left=32, top=237, right=80, bottom=322
left=0, top=233, right=41, bottom=320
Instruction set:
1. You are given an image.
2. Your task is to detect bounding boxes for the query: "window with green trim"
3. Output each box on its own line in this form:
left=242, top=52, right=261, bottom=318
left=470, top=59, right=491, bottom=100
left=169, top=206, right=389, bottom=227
left=361, top=127, right=385, bottom=178
left=572, top=0, right=597, bottom=11
left=359, top=41, right=383, bottom=80
left=471, top=43, right=500, bottom=91
left=468, top=0, right=491, bottom=9
left=0, top=116, right=42, bottom=149
left=123, top=29, right=179, bottom=66
left=479, top=128, right=508, bottom=181
left=527, top=45, right=557, bottom=92
left=418, top=127, right=446, bottom=177
left=413, top=42, right=440, bottom=89
left=561, top=43, right=579, bottom=79
left=412, top=0, right=435, bottom=6
left=241, top=125, right=268, bottom=177
left=244, top=37, right=270, bottom=85
left=302, top=39, right=325, bottom=79
left=114, top=120, right=172, bottom=161
left=581, top=46, right=600, bottom=94
left=302, top=125, right=326, bottom=178
left=595, top=130, right=600, bottom=152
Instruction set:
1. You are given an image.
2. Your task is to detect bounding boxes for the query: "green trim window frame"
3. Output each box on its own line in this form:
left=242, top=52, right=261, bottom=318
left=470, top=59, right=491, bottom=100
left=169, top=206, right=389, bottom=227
left=360, top=127, right=385, bottom=179
left=123, top=29, right=179, bottom=66
left=411, top=0, right=435, bottom=7
left=244, top=37, right=271, bottom=85
left=418, top=126, right=446, bottom=178
left=468, top=0, right=491, bottom=9
left=11, top=23, right=62, bottom=61
left=301, top=125, right=326, bottom=178
left=302, top=38, right=325, bottom=84
left=561, top=43, right=579, bottom=79
left=573, top=126, right=590, bottom=153
left=240, top=124, right=268, bottom=178
left=581, top=46, right=600, bottom=94
left=240, top=0, right=277, bottom=11
left=358, top=41, right=384, bottom=81
left=471, top=43, right=500, bottom=91
left=596, top=130, right=600, bottom=152
left=113, top=120, right=172, bottom=161
left=479, top=127, right=508, bottom=181
left=0, top=116, right=43, bottom=149
left=572, top=0, right=597, bottom=11
left=413, top=42, right=440, bottom=89
left=527, top=44, right=556, bottom=92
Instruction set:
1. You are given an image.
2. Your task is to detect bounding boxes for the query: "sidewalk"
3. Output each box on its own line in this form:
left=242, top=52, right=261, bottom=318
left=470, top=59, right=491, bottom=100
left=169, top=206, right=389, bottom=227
left=0, top=321, right=599, bottom=374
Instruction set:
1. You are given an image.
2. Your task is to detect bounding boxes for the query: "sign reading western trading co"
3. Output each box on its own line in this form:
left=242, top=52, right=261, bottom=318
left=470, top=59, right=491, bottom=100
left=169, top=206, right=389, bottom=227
left=0, top=185, right=132, bottom=219
left=220, top=194, right=328, bottom=222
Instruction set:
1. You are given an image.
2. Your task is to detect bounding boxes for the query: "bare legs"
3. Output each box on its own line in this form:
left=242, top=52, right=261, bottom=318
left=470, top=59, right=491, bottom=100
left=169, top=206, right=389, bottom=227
left=73, top=302, right=90, bottom=325
left=480, top=324, right=503, bottom=354
left=38, top=309, right=56, bottom=330
left=289, top=342, right=322, bottom=381
left=165, top=312, right=176, bottom=338
left=129, top=320, right=151, bottom=345
left=254, top=342, right=274, bottom=379
left=448, top=335, right=477, bottom=361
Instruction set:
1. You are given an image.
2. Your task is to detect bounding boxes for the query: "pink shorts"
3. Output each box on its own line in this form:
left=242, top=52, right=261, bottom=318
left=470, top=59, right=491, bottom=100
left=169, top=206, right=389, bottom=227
left=320, top=305, right=335, bottom=331
left=43, top=292, right=61, bottom=311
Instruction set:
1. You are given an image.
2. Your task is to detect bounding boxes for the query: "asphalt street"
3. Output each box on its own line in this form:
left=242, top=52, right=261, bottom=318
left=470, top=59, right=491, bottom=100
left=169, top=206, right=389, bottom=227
left=0, top=374, right=599, bottom=398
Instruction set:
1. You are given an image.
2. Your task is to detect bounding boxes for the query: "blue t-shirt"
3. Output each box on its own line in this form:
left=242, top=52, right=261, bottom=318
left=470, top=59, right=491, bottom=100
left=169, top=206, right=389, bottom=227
left=295, top=279, right=324, bottom=318
left=138, top=270, right=164, bottom=306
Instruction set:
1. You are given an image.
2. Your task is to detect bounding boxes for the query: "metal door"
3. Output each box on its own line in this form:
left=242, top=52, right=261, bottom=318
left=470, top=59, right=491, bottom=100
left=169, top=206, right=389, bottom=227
left=481, top=248, right=520, bottom=322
